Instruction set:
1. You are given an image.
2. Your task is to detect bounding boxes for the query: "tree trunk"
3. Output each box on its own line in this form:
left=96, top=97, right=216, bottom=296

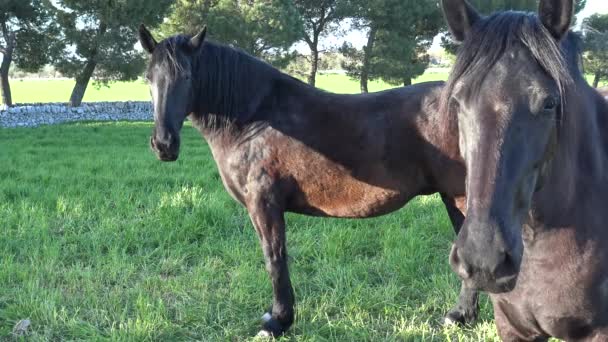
left=403, top=77, right=412, bottom=87
left=0, top=55, right=13, bottom=107
left=0, top=26, right=15, bottom=107
left=593, top=72, right=601, bottom=88
left=69, top=59, right=97, bottom=107
left=308, top=47, right=319, bottom=87
left=360, top=26, right=377, bottom=93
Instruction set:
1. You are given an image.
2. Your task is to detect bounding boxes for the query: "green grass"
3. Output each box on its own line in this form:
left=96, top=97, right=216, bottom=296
left=3, top=71, right=450, bottom=105
left=0, top=122, right=508, bottom=341
left=3, top=69, right=606, bottom=105
left=4, top=79, right=152, bottom=104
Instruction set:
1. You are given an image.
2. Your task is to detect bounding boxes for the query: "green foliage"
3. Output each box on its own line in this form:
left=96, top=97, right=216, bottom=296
left=0, top=0, right=59, bottom=72
left=339, top=40, right=365, bottom=78
left=0, top=0, right=60, bottom=105
left=340, top=0, right=442, bottom=89
left=293, top=0, right=351, bottom=85
left=161, top=0, right=303, bottom=67
left=294, top=0, right=349, bottom=38
left=52, top=0, right=172, bottom=85
left=582, top=13, right=608, bottom=87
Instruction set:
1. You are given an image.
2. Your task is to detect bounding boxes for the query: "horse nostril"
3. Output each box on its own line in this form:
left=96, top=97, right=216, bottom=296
left=449, top=245, right=472, bottom=279
left=494, top=251, right=517, bottom=278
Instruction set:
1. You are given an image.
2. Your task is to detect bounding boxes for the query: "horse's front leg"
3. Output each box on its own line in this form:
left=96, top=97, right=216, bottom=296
left=441, top=194, right=480, bottom=325
left=248, top=200, right=295, bottom=337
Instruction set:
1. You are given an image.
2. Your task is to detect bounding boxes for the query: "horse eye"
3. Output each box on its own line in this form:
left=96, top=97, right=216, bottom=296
left=543, top=97, right=558, bottom=112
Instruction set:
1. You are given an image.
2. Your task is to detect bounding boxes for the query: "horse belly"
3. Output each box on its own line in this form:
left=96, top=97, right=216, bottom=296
left=288, top=171, right=417, bottom=218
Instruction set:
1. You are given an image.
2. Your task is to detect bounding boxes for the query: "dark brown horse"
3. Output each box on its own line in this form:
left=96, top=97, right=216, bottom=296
left=137, top=25, right=475, bottom=336
left=442, top=0, right=608, bottom=340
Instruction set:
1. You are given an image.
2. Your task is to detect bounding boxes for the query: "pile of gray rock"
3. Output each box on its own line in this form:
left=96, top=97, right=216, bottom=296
left=0, top=101, right=153, bottom=128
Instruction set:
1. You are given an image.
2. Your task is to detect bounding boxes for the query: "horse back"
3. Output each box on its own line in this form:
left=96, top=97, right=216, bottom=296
left=202, top=82, right=465, bottom=218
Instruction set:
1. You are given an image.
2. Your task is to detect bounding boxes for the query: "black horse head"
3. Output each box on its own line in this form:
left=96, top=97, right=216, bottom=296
left=441, top=0, right=573, bottom=293
left=138, top=24, right=207, bottom=161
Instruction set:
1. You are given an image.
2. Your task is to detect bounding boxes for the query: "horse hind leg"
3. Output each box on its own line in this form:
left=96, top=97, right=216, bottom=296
left=247, top=198, right=295, bottom=337
left=440, top=194, right=480, bottom=325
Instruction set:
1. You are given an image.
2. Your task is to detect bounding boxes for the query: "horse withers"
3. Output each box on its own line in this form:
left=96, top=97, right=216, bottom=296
left=138, top=26, right=476, bottom=336
left=442, top=0, right=608, bottom=340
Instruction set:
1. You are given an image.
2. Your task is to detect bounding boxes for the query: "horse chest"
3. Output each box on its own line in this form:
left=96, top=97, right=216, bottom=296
left=494, top=229, right=608, bottom=340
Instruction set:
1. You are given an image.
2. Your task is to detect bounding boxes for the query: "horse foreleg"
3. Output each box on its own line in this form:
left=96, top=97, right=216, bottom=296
left=444, top=283, right=480, bottom=325
left=441, top=194, right=480, bottom=325
left=248, top=200, right=295, bottom=337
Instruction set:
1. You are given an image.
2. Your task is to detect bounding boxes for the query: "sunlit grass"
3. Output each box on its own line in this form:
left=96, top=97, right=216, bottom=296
left=0, top=122, right=511, bottom=340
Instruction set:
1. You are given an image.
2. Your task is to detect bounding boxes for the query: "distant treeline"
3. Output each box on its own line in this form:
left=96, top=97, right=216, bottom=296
left=1, top=0, right=605, bottom=107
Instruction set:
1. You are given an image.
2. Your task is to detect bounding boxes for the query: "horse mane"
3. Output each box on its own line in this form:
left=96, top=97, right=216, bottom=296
left=150, top=34, right=289, bottom=130
left=441, top=11, right=575, bottom=114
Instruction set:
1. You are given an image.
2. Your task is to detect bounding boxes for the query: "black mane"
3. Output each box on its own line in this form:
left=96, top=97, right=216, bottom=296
left=441, top=11, right=575, bottom=112
left=149, top=34, right=298, bottom=129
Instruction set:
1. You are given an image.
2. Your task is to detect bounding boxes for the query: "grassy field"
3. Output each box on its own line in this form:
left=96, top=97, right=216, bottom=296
left=0, top=70, right=571, bottom=340
left=2, top=70, right=605, bottom=105
left=0, top=122, right=506, bottom=341
left=2, top=71, right=451, bottom=105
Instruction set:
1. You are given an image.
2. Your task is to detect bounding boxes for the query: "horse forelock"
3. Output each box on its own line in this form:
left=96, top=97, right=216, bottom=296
left=148, top=35, right=191, bottom=79
left=441, top=11, right=575, bottom=117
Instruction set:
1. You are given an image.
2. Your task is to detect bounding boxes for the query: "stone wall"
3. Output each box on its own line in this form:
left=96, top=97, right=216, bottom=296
left=0, top=101, right=153, bottom=128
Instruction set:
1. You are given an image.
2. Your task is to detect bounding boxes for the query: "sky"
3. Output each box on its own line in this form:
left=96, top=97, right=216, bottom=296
left=294, top=0, right=608, bottom=53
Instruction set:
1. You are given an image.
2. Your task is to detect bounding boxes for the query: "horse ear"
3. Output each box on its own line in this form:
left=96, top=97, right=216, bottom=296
left=189, top=26, right=207, bottom=52
left=538, top=0, right=573, bottom=40
left=138, top=24, right=157, bottom=54
left=441, top=0, right=481, bottom=42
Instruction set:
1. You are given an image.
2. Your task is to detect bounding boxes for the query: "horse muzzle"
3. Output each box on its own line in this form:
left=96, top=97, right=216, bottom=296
left=150, top=135, right=180, bottom=162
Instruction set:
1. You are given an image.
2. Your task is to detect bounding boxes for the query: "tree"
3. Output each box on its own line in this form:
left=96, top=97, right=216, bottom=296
left=293, top=0, right=348, bottom=86
left=370, top=29, right=433, bottom=87
left=161, top=0, right=302, bottom=67
left=441, top=0, right=587, bottom=54
left=340, top=0, right=442, bottom=92
left=51, top=0, right=173, bottom=106
left=0, top=0, right=58, bottom=106
left=582, top=14, right=608, bottom=88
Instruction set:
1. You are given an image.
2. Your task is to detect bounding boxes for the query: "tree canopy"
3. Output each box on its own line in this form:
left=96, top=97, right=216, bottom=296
left=293, top=0, right=350, bottom=86
left=582, top=13, right=608, bottom=88
left=51, top=0, right=173, bottom=106
left=161, top=0, right=302, bottom=67
left=0, top=0, right=59, bottom=106
left=340, top=0, right=442, bottom=92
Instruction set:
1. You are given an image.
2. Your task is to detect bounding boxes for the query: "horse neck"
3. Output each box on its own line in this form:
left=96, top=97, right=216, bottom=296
left=190, top=43, right=280, bottom=137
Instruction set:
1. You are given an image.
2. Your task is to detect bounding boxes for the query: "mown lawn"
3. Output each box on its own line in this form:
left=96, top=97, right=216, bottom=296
left=3, top=71, right=451, bottom=105
left=0, top=122, right=510, bottom=341
left=2, top=70, right=605, bottom=105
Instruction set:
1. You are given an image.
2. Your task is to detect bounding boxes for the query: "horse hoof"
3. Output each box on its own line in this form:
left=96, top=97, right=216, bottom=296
left=256, top=330, right=272, bottom=338
left=444, top=309, right=475, bottom=326
left=258, top=312, right=287, bottom=337
left=443, top=314, right=460, bottom=326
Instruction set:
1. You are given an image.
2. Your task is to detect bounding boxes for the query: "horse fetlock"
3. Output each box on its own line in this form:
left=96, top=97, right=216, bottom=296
left=259, top=311, right=292, bottom=337
left=444, top=305, right=478, bottom=326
